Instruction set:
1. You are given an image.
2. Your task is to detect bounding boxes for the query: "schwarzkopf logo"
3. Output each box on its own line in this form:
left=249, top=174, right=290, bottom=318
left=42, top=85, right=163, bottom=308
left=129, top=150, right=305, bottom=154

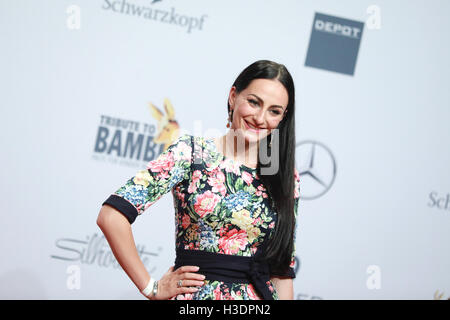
left=102, top=0, right=208, bottom=33
left=305, top=12, right=364, bottom=75
left=296, top=140, right=336, bottom=200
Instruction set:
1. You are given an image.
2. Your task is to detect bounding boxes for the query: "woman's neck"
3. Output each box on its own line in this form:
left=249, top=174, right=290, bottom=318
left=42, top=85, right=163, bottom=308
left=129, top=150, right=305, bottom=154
left=219, top=130, right=259, bottom=168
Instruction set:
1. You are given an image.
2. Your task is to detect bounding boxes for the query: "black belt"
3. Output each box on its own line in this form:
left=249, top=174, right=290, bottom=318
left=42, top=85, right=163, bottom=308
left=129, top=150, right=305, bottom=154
left=174, top=247, right=274, bottom=300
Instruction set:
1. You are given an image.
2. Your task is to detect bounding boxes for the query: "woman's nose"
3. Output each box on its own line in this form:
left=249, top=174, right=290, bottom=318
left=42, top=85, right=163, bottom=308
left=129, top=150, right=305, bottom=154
left=253, top=110, right=266, bottom=127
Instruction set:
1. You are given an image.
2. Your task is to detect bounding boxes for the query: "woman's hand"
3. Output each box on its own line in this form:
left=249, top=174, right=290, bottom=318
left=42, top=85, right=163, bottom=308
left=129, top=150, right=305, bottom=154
left=151, top=265, right=206, bottom=300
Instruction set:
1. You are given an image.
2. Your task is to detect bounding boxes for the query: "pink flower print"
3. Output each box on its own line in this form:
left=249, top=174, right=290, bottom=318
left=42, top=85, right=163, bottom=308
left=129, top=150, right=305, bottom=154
left=207, top=170, right=226, bottom=196
left=222, top=286, right=232, bottom=300
left=188, top=180, right=198, bottom=194
left=294, top=167, right=300, bottom=181
left=193, top=190, right=221, bottom=218
left=188, top=181, right=198, bottom=194
left=294, top=168, right=301, bottom=199
left=220, top=158, right=241, bottom=175
left=159, top=170, right=170, bottom=180
left=146, top=152, right=175, bottom=176
left=217, top=225, right=228, bottom=237
left=246, top=284, right=260, bottom=300
left=175, top=189, right=185, bottom=202
left=172, top=141, right=192, bottom=162
left=218, top=229, right=248, bottom=255
left=294, top=183, right=300, bottom=199
left=252, top=217, right=262, bottom=226
left=266, top=280, right=275, bottom=293
left=192, top=170, right=202, bottom=183
left=213, top=286, right=222, bottom=300
left=241, top=171, right=253, bottom=186
left=188, top=170, right=202, bottom=194
left=255, top=185, right=268, bottom=198
left=181, top=214, right=191, bottom=230
left=289, top=258, right=296, bottom=268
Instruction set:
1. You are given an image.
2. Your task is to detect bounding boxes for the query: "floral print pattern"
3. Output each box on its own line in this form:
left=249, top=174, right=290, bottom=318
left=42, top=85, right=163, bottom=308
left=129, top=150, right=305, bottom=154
left=109, top=133, right=300, bottom=300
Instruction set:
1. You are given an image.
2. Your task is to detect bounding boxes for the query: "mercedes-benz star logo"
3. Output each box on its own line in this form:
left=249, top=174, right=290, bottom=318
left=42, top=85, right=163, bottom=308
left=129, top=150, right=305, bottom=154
left=296, top=140, right=336, bottom=200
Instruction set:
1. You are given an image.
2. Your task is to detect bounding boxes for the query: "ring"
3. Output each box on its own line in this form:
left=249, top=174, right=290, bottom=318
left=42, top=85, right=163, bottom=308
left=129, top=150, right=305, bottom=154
left=177, top=280, right=183, bottom=288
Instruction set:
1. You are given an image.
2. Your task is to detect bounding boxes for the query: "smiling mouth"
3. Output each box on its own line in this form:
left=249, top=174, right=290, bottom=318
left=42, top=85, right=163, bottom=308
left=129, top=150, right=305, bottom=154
left=243, top=120, right=264, bottom=132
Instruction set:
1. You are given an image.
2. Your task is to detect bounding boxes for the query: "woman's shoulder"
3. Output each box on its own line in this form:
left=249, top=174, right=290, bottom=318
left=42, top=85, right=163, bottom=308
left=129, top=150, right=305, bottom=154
left=175, top=133, right=208, bottom=145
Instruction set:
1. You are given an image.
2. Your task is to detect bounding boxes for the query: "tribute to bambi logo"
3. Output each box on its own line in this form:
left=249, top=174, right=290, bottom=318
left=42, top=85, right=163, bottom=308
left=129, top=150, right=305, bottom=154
left=101, top=0, right=208, bottom=33
left=296, top=140, right=336, bottom=200
left=92, top=98, right=180, bottom=168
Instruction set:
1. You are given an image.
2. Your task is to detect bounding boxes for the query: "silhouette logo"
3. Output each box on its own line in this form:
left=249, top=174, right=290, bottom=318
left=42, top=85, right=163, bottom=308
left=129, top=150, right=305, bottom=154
left=296, top=140, right=336, bottom=200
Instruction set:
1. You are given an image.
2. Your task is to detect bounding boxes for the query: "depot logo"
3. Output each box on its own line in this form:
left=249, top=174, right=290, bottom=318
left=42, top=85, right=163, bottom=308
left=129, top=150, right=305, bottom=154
left=305, top=12, right=364, bottom=75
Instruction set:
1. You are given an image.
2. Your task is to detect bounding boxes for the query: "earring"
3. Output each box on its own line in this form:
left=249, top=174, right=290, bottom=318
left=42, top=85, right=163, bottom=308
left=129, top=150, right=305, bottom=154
left=226, top=109, right=233, bottom=128
left=269, top=133, right=272, bottom=147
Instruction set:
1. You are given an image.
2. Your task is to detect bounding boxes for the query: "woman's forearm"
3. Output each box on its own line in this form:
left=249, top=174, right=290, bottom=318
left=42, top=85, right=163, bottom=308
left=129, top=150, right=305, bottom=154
left=97, top=205, right=151, bottom=293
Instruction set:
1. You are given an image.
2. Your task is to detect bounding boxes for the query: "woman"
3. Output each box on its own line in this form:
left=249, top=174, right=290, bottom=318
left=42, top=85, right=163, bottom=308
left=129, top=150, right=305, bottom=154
left=97, top=60, right=301, bottom=300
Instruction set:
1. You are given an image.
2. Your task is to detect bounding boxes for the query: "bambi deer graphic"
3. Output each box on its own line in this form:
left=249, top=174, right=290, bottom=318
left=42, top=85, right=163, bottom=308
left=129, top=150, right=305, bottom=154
left=433, top=290, right=450, bottom=300
left=148, top=98, right=180, bottom=152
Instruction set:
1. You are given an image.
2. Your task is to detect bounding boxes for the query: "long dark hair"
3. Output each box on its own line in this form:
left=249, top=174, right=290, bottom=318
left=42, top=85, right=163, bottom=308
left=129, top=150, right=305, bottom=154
left=227, top=60, right=296, bottom=274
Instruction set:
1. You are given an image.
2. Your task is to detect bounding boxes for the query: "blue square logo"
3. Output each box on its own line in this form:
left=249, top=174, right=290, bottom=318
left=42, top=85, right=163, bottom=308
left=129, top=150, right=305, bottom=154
left=305, top=13, right=364, bottom=76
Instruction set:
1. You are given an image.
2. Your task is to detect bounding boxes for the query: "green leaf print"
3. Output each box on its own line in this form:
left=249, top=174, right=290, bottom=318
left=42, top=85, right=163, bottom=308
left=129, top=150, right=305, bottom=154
left=245, top=184, right=256, bottom=194
left=224, top=171, right=236, bottom=192
left=234, top=177, right=243, bottom=191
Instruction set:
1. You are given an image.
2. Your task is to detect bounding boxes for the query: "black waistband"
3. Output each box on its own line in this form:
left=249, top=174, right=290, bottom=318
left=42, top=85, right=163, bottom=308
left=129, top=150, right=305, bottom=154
left=174, top=247, right=274, bottom=300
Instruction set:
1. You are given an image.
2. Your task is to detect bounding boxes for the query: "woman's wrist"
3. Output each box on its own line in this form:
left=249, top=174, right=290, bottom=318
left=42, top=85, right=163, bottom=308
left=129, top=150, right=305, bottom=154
left=141, top=276, right=159, bottom=299
left=148, top=279, right=159, bottom=300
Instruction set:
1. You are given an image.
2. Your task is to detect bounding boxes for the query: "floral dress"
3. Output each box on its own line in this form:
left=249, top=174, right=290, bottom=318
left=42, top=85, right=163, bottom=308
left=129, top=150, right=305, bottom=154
left=102, top=133, right=301, bottom=300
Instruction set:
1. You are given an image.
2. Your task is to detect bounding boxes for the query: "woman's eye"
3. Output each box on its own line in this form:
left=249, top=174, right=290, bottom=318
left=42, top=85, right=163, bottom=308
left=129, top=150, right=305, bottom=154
left=271, top=110, right=281, bottom=115
left=248, top=99, right=258, bottom=106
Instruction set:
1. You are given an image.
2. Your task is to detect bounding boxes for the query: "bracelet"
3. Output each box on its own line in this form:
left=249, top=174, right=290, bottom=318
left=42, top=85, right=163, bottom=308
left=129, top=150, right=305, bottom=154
left=152, top=280, right=158, bottom=298
left=141, top=277, right=155, bottom=297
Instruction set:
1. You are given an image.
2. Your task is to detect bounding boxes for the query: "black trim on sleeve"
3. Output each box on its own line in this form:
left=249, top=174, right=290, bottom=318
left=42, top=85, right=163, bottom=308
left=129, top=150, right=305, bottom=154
left=102, top=194, right=138, bottom=224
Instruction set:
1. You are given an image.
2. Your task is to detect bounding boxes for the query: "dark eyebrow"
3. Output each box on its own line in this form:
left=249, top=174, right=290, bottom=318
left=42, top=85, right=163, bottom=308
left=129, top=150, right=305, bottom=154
left=249, top=93, right=285, bottom=110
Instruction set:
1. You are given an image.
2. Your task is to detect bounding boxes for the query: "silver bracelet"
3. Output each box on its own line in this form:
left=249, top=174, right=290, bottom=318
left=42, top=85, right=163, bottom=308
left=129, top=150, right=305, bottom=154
left=152, top=280, right=158, bottom=298
left=141, top=277, right=155, bottom=297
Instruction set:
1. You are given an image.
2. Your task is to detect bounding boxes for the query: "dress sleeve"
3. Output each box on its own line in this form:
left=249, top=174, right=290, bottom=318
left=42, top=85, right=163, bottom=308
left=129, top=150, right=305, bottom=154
left=271, top=167, right=301, bottom=279
left=102, top=133, right=193, bottom=224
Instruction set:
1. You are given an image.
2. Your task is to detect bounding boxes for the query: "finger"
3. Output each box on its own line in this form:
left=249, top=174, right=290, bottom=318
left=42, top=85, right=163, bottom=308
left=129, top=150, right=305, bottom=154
left=179, top=279, right=205, bottom=287
left=178, top=286, right=200, bottom=294
left=176, top=265, right=200, bottom=274
left=182, top=272, right=206, bottom=281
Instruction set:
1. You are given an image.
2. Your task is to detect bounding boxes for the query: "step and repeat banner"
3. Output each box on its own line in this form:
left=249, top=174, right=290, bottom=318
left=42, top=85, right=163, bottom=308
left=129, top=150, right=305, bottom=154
left=1, top=0, right=449, bottom=299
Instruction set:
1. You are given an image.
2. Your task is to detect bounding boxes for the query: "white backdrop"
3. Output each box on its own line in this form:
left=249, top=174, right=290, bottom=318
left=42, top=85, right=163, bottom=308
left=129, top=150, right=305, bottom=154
left=1, top=0, right=449, bottom=300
